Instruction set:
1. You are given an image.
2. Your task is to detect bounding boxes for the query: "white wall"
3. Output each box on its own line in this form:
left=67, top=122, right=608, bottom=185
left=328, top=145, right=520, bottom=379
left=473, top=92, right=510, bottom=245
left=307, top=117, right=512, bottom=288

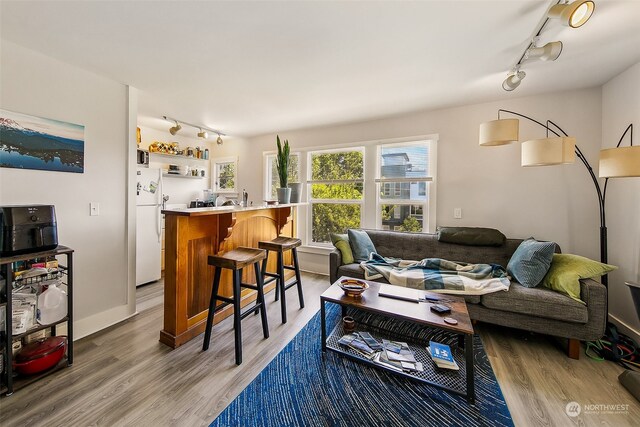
left=602, top=62, right=640, bottom=339
left=237, top=88, right=603, bottom=274
left=0, top=40, right=135, bottom=338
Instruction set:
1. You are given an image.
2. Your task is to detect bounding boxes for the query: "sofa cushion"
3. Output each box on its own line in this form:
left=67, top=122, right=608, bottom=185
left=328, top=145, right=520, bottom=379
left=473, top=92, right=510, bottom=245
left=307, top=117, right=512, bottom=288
left=507, top=238, right=556, bottom=288
left=481, top=282, right=587, bottom=323
left=335, top=263, right=481, bottom=304
left=348, top=229, right=377, bottom=262
left=437, top=227, right=506, bottom=247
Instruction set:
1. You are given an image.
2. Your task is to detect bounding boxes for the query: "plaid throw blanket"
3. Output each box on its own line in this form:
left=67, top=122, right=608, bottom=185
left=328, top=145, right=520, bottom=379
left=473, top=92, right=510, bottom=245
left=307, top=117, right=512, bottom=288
left=361, top=253, right=510, bottom=295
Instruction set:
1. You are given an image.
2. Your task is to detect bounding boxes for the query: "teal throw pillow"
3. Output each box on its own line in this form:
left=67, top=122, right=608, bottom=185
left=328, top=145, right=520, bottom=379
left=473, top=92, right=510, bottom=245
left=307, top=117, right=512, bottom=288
left=507, top=238, right=556, bottom=288
left=330, top=233, right=354, bottom=265
left=347, top=229, right=377, bottom=262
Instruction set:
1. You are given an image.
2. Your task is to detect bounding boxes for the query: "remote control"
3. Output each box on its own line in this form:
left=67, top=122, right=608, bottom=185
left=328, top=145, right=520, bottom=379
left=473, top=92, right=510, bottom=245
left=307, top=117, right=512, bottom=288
left=430, top=304, right=451, bottom=314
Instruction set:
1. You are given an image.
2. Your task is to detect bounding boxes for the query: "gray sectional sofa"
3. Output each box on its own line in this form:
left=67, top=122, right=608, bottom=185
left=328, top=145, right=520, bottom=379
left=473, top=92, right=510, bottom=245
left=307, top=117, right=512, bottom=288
left=329, top=229, right=607, bottom=359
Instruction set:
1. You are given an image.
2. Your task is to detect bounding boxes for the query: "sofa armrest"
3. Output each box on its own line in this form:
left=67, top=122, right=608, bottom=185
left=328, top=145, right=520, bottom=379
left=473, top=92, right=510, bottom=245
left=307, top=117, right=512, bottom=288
left=329, top=249, right=342, bottom=284
left=580, top=278, right=607, bottom=340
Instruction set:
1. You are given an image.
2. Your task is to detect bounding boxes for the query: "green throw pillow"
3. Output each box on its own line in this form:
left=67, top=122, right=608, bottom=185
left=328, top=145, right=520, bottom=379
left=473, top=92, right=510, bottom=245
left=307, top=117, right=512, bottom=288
left=330, top=233, right=354, bottom=265
left=542, top=254, right=617, bottom=302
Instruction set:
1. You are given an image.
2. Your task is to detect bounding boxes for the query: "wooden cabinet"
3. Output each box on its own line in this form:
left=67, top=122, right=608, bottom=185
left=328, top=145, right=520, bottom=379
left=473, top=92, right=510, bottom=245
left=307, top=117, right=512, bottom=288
left=0, top=246, right=74, bottom=396
left=160, top=205, right=298, bottom=348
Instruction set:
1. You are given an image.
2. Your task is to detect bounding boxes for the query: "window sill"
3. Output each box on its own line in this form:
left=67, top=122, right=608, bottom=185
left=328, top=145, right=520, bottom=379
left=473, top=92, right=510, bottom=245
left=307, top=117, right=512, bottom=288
left=297, top=245, right=335, bottom=256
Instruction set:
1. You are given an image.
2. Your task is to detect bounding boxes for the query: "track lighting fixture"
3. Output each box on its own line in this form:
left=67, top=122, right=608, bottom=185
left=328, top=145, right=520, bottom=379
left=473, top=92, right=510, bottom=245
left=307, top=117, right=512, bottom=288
left=162, top=116, right=226, bottom=143
left=502, top=69, right=526, bottom=92
left=197, top=129, right=208, bottom=139
left=500, top=0, right=595, bottom=91
left=169, top=121, right=181, bottom=135
left=548, top=0, right=595, bottom=28
left=525, top=41, right=563, bottom=62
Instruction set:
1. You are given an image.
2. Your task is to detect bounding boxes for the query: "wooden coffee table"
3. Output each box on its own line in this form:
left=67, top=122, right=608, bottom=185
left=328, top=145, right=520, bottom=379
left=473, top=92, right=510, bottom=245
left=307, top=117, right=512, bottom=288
left=320, top=276, right=476, bottom=403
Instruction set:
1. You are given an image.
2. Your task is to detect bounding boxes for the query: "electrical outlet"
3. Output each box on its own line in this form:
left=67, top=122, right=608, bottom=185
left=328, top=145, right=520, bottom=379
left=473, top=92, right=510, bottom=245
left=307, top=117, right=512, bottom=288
left=90, top=202, right=100, bottom=216
left=454, top=208, right=462, bottom=219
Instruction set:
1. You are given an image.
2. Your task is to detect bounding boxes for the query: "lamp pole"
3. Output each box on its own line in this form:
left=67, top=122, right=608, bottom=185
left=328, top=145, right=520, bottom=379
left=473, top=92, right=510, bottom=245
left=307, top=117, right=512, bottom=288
left=497, top=109, right=611, bottom=286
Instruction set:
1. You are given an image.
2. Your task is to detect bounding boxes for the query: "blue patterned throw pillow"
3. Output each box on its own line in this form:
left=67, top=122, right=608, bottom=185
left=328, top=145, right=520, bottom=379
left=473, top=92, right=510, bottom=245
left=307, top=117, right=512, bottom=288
left=507, top=238, right=556, bottom=288
left=347, top=229, right=377, bottom=262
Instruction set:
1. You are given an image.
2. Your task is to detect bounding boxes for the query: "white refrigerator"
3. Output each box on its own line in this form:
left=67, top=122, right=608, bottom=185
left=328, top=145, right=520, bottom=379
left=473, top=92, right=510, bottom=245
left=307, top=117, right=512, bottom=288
left=136, top=167, right=162, bottom=286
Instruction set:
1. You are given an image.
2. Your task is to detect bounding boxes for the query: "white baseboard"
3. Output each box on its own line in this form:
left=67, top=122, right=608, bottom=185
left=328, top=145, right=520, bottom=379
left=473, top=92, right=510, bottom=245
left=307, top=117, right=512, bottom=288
left=300, top=268, right=329, bottom=276
left=608, top=313, right=640, bottom=344
left=73, top=304, right=137, bottom=340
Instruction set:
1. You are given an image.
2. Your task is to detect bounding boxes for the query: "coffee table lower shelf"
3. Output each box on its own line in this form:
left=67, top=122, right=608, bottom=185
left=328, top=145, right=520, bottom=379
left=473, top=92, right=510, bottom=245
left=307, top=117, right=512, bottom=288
left=321, top=307, right=475, bottom=403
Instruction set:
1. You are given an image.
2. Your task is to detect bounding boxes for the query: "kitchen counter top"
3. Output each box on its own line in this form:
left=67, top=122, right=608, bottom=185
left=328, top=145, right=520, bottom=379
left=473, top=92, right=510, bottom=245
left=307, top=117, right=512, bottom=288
left=162, top=202, right=306, bottom=216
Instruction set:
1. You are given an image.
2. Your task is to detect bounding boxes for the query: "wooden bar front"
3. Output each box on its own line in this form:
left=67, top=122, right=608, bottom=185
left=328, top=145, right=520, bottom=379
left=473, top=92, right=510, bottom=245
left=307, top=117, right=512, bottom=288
left=160, top=205, right=298, bottom=348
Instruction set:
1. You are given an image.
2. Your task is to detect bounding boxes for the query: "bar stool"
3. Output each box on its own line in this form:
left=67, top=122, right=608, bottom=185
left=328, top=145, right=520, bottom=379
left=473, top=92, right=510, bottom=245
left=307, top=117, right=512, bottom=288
left=258, top=236, right=304, bottom=324
left=203, top=247, right=269, bottom=365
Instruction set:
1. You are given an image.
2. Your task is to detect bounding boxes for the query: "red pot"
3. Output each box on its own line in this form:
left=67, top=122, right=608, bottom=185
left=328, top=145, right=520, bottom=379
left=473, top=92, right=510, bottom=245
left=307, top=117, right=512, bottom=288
left=14, top=336, right=66, bottom=375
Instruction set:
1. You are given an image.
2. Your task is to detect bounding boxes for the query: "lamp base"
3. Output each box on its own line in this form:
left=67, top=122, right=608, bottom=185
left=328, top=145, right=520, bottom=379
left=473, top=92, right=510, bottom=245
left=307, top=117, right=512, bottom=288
left=619, top=370, right=640, bottom=402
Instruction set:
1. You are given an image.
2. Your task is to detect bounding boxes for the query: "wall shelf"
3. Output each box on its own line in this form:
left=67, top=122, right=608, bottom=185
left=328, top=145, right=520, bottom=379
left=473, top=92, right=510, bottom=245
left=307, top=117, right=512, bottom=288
left=150, top=152, right=208, bottom=163
left=163, top=173, right=205, bottom=180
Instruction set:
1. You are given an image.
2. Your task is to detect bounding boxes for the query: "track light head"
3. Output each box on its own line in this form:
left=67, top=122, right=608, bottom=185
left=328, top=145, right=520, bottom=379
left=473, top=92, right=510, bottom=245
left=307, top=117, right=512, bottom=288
left=216, top=135, right=223, bottom=145
left=525, top=41, right=563, bottom=62
left=502, top=70, right=526, bottom=92
left=197, top=129, right=208, bottom=139
left=169, top=121, right=182, bottom=135
left=548, top=0, right=595, bottom=28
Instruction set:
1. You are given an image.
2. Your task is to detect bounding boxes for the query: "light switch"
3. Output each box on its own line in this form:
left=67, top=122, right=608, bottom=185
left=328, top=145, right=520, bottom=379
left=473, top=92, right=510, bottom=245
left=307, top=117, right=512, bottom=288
left=90, top=202, right=100, bottom=216
left=454, top=208, right=462, bottom=219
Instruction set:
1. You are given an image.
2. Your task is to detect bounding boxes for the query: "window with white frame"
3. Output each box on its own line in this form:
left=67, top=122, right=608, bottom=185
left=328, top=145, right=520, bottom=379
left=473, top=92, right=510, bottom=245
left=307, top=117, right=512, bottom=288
left=377, top=141, right=432, bottom=232
left=212, top=156, right=238, bottom=193
left=264, top=153, right=301, bottom=200
left=307, top=148, right=364, bottom=244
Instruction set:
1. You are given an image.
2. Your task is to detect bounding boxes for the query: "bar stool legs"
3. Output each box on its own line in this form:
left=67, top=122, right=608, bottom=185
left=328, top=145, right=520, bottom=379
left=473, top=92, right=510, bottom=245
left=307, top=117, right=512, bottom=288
left=203, top=266, right=222, bottom=351
left=260, top=239, right=304, bottom=325
left=202, top=247, right=269, bottom=366
left=292, top=247, right=304, bottom=309
left=232, top=268, right=242, bottom=365
left=255, top=263, right=269, bottom=340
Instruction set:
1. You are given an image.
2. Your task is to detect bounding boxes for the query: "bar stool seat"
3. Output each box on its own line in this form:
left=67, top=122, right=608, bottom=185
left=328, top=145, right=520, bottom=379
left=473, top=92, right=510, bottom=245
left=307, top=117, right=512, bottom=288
left=258, top=236, right=304, bottom=324
left=203, top=247, right=269, bottom=365
left=258, top=236, right=302, bottom=252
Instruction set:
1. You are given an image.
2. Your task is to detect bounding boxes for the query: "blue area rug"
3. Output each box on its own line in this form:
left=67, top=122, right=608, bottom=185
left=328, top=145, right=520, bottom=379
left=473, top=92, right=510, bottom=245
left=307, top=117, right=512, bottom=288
left=211, top=304, right=513, bottom=427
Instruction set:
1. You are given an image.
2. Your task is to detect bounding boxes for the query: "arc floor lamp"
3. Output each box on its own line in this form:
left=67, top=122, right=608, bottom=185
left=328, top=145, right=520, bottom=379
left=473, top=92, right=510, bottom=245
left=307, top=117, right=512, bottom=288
left=479, top=109, right=640, bottom=287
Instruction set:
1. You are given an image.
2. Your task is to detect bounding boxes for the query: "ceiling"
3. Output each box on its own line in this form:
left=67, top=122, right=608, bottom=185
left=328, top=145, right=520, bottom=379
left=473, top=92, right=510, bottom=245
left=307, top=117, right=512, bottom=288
left=2, top=1, right=639, bottom=137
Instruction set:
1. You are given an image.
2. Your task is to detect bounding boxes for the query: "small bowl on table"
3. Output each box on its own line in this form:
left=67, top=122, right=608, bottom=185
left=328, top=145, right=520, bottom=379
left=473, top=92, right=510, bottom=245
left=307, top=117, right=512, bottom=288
left=338, top=279, right=369, bottom=298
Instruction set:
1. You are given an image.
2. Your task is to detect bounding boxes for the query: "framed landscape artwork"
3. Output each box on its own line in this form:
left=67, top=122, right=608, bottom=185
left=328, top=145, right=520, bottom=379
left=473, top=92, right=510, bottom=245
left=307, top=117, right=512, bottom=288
left=0, top=109, right=84, bottom=173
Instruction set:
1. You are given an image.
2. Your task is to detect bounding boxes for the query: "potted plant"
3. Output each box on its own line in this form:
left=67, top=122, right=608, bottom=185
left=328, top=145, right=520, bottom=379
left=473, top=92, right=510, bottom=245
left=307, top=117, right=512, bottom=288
left=276, top=135, right=291, bottom=203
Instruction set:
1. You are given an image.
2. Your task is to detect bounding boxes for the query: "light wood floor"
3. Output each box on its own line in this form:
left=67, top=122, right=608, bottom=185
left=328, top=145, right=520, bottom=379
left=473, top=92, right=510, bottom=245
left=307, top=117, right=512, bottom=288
left=1, top=273, right=638, bottom=427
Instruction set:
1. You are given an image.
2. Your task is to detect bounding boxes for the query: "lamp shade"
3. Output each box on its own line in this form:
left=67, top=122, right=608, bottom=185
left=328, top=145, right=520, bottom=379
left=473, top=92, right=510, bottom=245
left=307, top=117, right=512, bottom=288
left=479, top=119, right=519, bottom=146
left=522, top=137, right=576, bottom=166
left=599, top=146, right=640, bottom=177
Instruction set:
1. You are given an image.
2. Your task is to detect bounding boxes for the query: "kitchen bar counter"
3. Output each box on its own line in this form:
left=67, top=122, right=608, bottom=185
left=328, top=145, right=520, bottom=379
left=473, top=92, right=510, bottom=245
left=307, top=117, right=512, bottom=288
left=161, top=202, right=306, bottom=216
left=160, top=204, right=302, bottom=348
